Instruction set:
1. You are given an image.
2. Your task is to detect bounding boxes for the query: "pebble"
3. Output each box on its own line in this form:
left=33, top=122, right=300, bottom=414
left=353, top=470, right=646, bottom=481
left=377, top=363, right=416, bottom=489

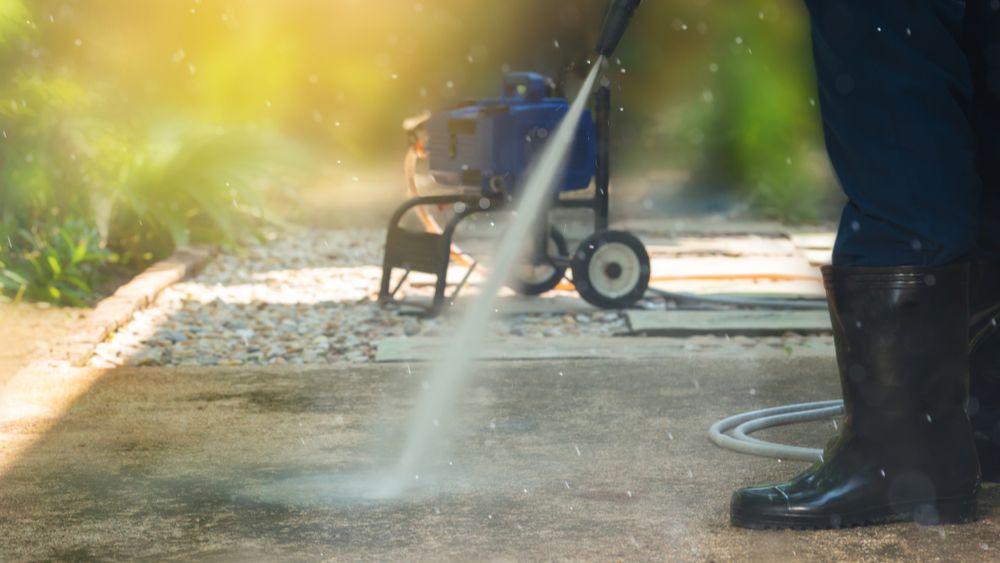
left=127, top=347, right=163, bottom=367
left=161, top=330, right=188, bottom=344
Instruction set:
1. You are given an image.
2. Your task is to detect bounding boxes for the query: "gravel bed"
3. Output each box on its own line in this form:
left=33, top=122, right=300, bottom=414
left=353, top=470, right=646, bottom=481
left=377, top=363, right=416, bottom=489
left=89, top=228, right=637, bottom=368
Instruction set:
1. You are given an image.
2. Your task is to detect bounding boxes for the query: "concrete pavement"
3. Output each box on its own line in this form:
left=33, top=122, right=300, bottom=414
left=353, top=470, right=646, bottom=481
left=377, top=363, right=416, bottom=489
left=1, top=353, right=998, bottom=561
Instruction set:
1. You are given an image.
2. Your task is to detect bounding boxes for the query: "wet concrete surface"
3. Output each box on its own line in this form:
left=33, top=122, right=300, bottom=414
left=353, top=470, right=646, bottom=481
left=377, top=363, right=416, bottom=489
left=2, top=356, right=1000, bottom=561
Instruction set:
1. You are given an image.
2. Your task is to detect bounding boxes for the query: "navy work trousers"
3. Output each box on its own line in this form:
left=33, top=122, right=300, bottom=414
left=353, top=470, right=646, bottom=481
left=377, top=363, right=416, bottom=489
left=805, top=0, right=1000, bottom=266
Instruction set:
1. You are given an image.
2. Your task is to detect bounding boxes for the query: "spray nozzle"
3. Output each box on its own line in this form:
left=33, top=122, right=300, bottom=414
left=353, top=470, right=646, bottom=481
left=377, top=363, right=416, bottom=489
left=595, top=0, right=641, bottom=57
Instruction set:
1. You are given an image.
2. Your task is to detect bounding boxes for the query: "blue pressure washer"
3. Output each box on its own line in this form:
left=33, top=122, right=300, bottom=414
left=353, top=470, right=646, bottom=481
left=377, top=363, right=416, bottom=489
left=378, top=0, right=644, bottom=317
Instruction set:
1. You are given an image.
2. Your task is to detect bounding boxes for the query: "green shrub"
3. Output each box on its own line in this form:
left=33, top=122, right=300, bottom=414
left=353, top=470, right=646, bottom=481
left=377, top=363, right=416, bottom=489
left=106, top=126, right=302, bottom=266
left=0, top=218, right=114, bottom=306
left=0, top=0, right=28, bottom=50
left=701, top=3, right=835, bottom=222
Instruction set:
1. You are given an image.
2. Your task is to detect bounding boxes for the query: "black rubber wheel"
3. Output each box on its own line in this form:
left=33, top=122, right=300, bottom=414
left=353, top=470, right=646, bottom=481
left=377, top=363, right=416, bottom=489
left=571, top=230, right=650, bottom=309
left=513, top=227, right=569, bottom=296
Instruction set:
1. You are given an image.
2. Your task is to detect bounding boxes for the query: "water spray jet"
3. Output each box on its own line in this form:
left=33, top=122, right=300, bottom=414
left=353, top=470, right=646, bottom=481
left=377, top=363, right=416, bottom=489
left=368, top=0, right=652, bottom=498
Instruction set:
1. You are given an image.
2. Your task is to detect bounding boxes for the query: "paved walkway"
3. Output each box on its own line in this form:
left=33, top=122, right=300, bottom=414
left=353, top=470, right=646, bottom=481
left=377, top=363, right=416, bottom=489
left=2, top=356, right=998, bottom=561
left=20, top=222, right=983, bottom=560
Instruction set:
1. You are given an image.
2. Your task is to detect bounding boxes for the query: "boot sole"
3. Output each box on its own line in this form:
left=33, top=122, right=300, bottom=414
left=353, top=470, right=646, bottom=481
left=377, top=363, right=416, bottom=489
left=731, top=496, right=977, bottom=530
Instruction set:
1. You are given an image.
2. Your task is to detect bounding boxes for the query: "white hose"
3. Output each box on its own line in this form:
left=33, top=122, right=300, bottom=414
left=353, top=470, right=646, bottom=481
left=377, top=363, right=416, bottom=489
left=708, top=400, right=845, bottom=462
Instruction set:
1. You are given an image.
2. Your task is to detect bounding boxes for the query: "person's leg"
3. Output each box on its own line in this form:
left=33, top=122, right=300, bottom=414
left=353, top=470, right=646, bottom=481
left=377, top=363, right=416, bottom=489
left=731, top=264, right=978, bottom=529
left=811, top=0, right=981, bottom=266
left=963, top=0, right=1000, bottom=479
left=730, top=0, right=981, bottom=529
left=969, top=0, right=1000, bottom=261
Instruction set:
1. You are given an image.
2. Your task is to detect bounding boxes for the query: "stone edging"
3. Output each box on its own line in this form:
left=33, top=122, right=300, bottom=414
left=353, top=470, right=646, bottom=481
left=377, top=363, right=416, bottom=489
left=53, top=246, right=214, bottom=367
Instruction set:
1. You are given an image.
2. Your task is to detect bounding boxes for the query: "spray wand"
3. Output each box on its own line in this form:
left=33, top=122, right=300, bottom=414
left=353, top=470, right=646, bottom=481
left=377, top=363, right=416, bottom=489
left=596, top=0, right=641, bottom=57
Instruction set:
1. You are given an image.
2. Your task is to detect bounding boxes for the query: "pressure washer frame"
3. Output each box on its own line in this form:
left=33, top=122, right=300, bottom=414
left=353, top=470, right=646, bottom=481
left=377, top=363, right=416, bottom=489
left=378, top=85, right=615, bottom=318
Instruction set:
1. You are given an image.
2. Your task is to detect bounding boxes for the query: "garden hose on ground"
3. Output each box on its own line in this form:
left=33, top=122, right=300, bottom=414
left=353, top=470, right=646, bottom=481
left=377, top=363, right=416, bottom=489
left=645, top=287, right=828, bottom=310
left=708, top=400, right=845, bottom=462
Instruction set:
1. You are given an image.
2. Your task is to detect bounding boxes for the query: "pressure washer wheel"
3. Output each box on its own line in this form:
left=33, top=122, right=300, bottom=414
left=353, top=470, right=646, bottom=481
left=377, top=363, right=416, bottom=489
left=513, top=227, right=569, bottom=296
left=571, top=230, right=650, bottom=309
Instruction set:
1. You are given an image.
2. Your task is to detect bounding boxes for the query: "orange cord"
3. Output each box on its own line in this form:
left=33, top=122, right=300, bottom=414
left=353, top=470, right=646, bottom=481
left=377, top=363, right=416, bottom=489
left=404, top=147, right=824, bottom=290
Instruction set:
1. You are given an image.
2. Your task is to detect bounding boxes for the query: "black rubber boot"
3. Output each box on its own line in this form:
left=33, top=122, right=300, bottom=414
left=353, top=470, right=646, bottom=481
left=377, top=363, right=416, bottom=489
left=730, top=263, right=980, bottom=529
left=968, top=259, right=1000, bottom=481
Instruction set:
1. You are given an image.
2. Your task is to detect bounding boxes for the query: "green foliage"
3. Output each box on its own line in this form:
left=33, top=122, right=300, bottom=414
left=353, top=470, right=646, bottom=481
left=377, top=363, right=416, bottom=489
left=0, top=1, right=305, bottom=304
left=0, top=72, right=97, bottom=226
left=646, top=2, right=835, bottom=223
left=106, top=126, right=302, bottom=265
left=0, top=0, right=29, bottom=50
left=0, top=218, right=113, bottom=306
left=705, top=3, right=834, bottom=222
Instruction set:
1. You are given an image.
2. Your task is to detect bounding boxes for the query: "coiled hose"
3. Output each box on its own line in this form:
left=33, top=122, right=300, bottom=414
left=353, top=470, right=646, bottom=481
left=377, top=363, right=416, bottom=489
left=708, top=400, right=845, bottom=462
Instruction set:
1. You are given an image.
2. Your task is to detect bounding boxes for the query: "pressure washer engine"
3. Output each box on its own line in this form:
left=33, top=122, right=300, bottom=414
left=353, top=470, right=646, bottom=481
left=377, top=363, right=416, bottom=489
left=379, top=0, right=648, bottom=317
